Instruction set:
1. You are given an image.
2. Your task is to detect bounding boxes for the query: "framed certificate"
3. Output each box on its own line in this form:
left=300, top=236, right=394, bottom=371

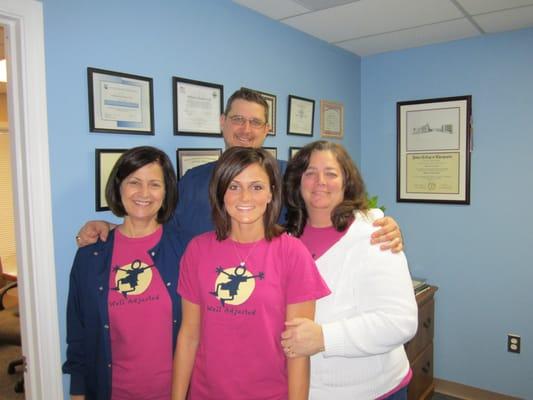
left=287, top=95, right=315, bottom=136
left=88, top=68, right=154, bottom=135
left=242, top=87, right=277, bottom=135
left=176, top=148, right=222, bottom=179
left=397, top=95, right=472, bottom=204
left=320, top=100, right=344, bottom=138
left=262, top=147, right=277, bottom=158
left=95, top=149, right=127, bottom=211
left=289, top=146, right=302, bottom=160
left=173, top=77, right=224, bottom=136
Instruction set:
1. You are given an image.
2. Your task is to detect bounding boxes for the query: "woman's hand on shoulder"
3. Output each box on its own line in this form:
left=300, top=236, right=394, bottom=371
left=371, top=216, right=403, bottom=253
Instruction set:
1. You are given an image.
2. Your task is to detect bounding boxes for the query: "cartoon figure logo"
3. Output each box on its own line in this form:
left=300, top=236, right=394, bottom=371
left=209, top=265, right=264, bottom=306
left=112, top=259, right=153, bottom=297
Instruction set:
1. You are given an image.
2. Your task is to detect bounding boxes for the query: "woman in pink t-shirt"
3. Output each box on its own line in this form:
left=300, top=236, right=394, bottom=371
left=281, top=141, right=418, bottom=400
left=172, top=147, right=330, bottom=400
left=63, top=146, right=185, bottom=400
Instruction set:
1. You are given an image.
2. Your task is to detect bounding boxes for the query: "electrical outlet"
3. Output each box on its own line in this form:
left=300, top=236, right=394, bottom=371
left=507, top=334, right=521, bottom=353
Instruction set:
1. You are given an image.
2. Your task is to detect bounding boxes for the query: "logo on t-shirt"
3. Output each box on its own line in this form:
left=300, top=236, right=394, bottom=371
left=111, top=259, right=154, bottom=297
left=209, top=265, right=264, bottom=307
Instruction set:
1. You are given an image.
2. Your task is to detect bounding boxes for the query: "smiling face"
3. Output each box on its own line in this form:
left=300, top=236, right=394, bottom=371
left=300, top=150, right=345, bottom=222
left=120, top=162, right=165, bottom=225
left=223, top=162, right=272, bottom=239
left=220, top=99, right=269, bottom=149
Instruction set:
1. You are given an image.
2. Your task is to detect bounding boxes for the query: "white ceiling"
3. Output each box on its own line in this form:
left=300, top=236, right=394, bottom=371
left=233, top=0, right=533, bottom=56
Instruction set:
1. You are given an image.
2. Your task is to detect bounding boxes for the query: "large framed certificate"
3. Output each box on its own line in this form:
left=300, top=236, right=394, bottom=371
left=173, top=77, right=223, bottom=136
left=95, top=148, right=127, bottom=211
left=176, top=148, right=222, bottom=179
left=397, top=95, right=472, bottom=204
left=88, top=68, right=154, bottom=135
left=287, top=95, right=315, bottom=136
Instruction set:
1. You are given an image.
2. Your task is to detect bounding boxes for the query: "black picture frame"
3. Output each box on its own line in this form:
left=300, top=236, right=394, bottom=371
left=262, top=147, right=277, bottom=159
left=95, top=148, right=127, bottom=211
left=173, top=76, right=224, bottom=136
left=88, top=67, right=154, bottom=135
left=176, top=148, right=222, bottom=179
left=289, top=146, right=302, bottom=160
left=287, top=95, right=315, bottom=136
left=397, top=95, right=472, bottom=204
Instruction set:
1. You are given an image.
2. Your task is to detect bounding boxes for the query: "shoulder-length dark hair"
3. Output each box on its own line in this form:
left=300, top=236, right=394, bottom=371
left=209, top=146, right=283, bottom=241
left=283, top=140, right=368, bottom=237
left=105, top=146, right=177, bottom=223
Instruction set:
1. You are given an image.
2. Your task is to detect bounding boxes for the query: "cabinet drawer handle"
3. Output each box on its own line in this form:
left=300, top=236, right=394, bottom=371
left=422, top=361, right=431, bottom=374
left=423, top=317, right=432, bottom=328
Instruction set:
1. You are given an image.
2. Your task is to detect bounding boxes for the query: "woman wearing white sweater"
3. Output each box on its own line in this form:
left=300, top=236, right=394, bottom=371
left=282, top=141, right=418, bottom=400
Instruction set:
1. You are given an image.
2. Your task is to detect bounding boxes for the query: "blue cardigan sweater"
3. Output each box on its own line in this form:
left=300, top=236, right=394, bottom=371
left=62, top=223, right=186, bottom=400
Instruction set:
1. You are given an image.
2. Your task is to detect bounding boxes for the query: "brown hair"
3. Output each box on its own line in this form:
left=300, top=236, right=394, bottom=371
left=224, top=88, right=269, bottom=123
left=105, top=146, right=177, bottom=223
left=209, top=146, right=283, bottom=241
left=283, top=140, right=368, bottom=237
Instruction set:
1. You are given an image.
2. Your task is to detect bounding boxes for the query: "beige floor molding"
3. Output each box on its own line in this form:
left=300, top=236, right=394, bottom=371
left=435, top=378, right=523, bottom=400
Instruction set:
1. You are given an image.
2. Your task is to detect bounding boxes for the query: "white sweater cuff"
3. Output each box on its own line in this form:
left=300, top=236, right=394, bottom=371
left=321, top=321, right=345, bottom=357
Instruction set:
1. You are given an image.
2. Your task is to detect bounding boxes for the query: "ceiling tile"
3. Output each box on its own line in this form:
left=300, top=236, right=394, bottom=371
left=233, top=0, right=309, bottom=20
left=473, top=5, right=533, bottom=32
left=339, top=18, right=480, bottom=56
left=294, top=0, right=360, bottom=11
left=456, top=0, right=533, bottom=15
left=283, top=0, right=464, bottom=43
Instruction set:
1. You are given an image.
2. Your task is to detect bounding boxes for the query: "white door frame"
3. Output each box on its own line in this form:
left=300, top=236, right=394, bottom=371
left=0, top=0, right=63, bottom=398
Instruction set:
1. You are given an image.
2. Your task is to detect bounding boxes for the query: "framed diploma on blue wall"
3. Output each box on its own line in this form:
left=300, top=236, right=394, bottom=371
left=95, top=148, right=127, bottom=211
left=287, top=95, right=315, bottom=136
left=176, top=148, right=222, bottom=179
left=320, top=100, right=344, bottom=138
left=88, top=68, right=154, bottom=135
left=173, top=77, right=224, bottom=136
left=397, top=95, right=472, bottom=204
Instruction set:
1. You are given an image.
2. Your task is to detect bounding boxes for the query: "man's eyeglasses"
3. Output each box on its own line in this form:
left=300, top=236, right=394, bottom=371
left=228, top=115, right=266, bottom=129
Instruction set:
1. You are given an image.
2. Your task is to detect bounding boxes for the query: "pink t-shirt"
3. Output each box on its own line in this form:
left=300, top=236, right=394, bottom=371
left=178, top=232, right=330, bottom=400
left=299, top=223, right=351, bottom=260
left=108, top=227, right=172, bottom=400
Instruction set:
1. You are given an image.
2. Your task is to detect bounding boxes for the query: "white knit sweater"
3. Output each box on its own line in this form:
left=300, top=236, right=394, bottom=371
left=310, top=210, right=418, bottom=400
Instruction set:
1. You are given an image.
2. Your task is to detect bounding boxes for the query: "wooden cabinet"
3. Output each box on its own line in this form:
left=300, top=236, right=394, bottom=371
left=406, top=286, right=437, bottom=400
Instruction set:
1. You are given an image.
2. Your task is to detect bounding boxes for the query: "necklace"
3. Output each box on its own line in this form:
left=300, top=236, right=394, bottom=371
left=231, top=238, right=262, bottom=268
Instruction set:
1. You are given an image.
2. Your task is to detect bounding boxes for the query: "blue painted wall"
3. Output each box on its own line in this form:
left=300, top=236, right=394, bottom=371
left=42, top=0, right=361, bottom=396
left=361, top=28, right=533, bottom=398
